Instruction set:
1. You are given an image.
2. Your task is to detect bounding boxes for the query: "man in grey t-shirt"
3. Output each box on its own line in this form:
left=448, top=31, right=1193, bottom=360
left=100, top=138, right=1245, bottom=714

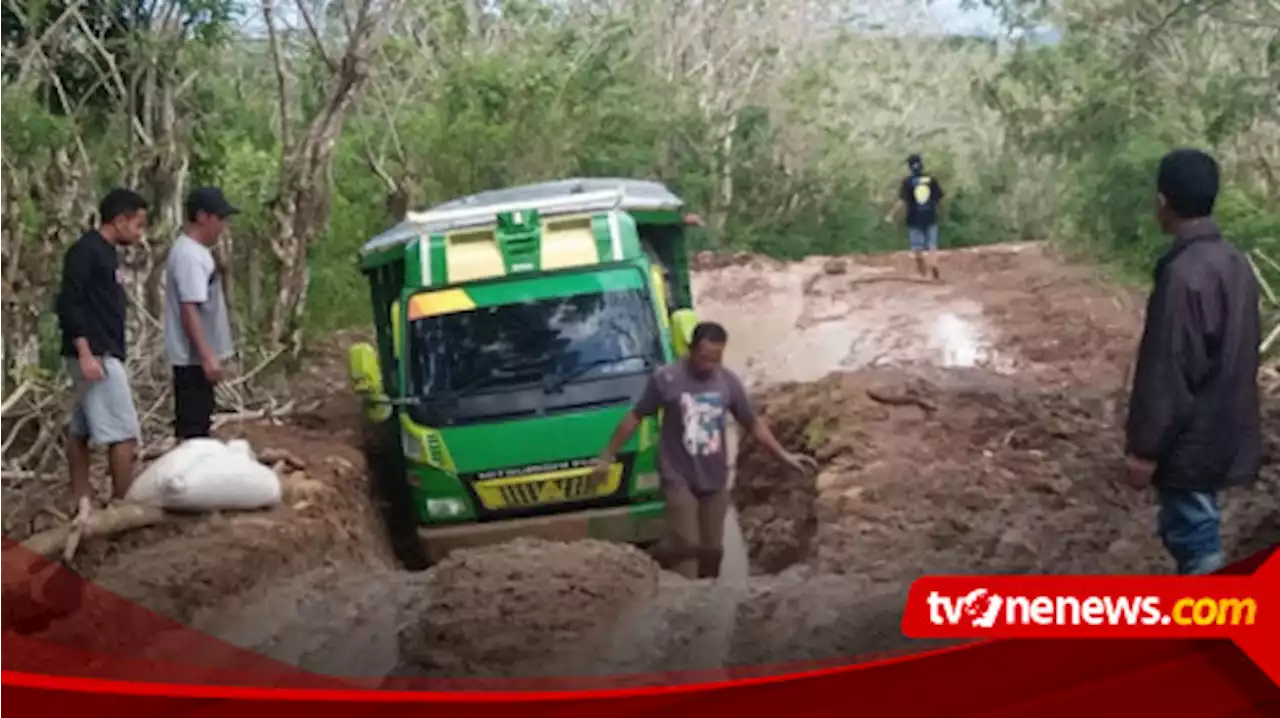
left=592, top=321, right=817, bottom=579
left=163, top=186, right=237, bottom=439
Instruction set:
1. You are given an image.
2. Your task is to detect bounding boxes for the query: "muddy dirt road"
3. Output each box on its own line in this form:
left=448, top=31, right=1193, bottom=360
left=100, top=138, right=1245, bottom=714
left=10, top=242, right=1279, bottom=683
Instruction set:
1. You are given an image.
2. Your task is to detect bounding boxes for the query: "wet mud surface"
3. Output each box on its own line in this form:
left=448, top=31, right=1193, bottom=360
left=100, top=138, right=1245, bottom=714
left=8, top=242, right=1278, bottom=683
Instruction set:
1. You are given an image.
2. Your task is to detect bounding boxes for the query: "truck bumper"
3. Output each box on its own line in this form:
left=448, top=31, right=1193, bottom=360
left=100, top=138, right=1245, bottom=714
left=417, top=500, right=666, bottom=563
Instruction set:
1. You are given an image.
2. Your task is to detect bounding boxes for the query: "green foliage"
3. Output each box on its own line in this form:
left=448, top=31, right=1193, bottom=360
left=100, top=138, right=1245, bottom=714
left=982, top=2, right=1280, bottom=288
left=0, top=82, right=74, bottom=154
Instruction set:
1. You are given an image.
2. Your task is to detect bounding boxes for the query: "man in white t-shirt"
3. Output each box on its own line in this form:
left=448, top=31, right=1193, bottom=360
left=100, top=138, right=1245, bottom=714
left=163, top=187, right=237, bottom=439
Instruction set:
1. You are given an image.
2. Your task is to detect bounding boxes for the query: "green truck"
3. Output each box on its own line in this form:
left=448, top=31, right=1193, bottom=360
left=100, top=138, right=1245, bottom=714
left=346, top=178, right=701, bottom=566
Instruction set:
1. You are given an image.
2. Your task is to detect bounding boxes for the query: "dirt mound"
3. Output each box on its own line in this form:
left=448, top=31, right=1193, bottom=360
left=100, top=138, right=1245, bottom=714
left=734, top=369, right=1280, bottom=580
left=46, top=418, right=392, bottom=629
left=727, top=571, right=936, bottom=668
left=398, top=538, right=661, bottom=678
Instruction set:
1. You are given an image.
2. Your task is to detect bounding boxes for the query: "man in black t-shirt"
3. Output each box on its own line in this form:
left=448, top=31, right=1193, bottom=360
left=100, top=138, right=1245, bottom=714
left=884, top=154, right=946, bottom=280
left=56, top=189, right=149, bottom=513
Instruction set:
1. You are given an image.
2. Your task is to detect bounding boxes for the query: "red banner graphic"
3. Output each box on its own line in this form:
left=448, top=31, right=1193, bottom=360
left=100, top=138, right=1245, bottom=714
left=902, top=551, right=1280, bottom=684
left=2, top=538, right=1278, bottom=715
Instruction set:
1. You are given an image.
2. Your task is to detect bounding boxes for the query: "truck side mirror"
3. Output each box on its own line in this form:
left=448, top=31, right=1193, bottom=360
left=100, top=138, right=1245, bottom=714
left=347, top=342, right=383, bottom=396
left=670, top=309, right=697, bottom=358
left=348, top=342, right=392, bottom=423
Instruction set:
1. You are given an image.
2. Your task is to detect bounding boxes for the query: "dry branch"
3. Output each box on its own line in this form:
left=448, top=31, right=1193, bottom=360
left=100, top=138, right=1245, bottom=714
left=257, top=447, right=306, bottom=470
left=22, top=504, right=172, bottom=559
left=866, top=387, right=939, bottom=414
left=1263, top=321, right=1280, bottom=356
left=1247, top=252, right=1277, bottom=306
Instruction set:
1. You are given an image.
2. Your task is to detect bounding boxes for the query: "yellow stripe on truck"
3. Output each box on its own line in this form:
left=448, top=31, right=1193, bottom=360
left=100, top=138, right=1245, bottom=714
left=407, top=288, right=477, bottom=321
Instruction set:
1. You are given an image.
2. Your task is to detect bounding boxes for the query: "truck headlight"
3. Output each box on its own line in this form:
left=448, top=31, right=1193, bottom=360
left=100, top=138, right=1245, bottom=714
left=426, top=498, right=467, bottom=518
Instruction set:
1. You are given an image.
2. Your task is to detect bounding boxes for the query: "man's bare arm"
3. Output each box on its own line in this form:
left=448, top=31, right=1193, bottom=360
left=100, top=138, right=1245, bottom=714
left=180, top=303, right=213, bottom=362
left=72, top=337, right=93, bottom=360
left=885, top=199, right=905, bottom=222
left=749, top=420, right=788, bottom=461
left=750, top=419, right=818, bottom=474
left=598, top=412, right=641, bottom=463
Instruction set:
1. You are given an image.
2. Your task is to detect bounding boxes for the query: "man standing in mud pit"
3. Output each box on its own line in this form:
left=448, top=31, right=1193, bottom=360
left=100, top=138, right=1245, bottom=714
left=885, top=153, right=945, bottom=281
left=164, top=187, right=238, bottom=440
left=1123, top=148, right=1261, bottom=575
left=56, top=189, right=150, bottom=512
left=591, top=321, right=818, bottom=580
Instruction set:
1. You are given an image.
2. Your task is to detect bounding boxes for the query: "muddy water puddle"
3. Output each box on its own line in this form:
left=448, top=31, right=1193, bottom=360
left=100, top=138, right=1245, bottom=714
left=692, top=259, right=1016, bottom=387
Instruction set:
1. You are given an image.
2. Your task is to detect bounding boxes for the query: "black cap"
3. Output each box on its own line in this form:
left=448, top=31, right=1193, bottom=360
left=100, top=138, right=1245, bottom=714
left=907, top=153, right=923, bottom=167
left=185, top=186, right=239, bottom=221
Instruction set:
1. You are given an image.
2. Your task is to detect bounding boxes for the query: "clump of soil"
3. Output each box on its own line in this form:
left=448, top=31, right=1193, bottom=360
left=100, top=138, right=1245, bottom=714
left=735, top=368, right=1280, bottom=580
left=399, top=538, right=661, bottom=678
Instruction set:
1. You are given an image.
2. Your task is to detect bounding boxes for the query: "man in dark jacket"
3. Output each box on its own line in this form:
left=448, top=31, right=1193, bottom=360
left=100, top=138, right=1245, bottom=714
left=1124, top=148, right=1262, bottom=575
left=56, top=189, right=150, bottom=512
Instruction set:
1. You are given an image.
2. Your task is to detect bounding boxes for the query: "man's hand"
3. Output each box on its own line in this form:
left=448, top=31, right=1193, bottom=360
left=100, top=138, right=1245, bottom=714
left=589, top=453, right=615, bottom=482
left=781, top=452, right=819, bottom=476
left=1122, top=454, right=1156, bottom=490
left=202, top=356, right=224, bottom=384
left=78, top=354, right=104, bottom=382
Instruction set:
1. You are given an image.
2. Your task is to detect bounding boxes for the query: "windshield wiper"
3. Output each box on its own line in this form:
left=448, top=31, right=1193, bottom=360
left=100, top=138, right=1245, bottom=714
left=543, top=355, right=652, bottom=394
left=430, top=367, right=544, bottom=403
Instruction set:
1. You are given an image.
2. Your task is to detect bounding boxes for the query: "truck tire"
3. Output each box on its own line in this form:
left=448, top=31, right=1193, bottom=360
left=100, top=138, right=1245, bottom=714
left=361, top=418, right=430, bottom=571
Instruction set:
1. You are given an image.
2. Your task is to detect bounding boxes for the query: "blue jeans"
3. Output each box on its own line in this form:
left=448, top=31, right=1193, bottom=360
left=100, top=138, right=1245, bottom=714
left=908, top=224, right=939, bottom=252
left=1156, top=488, right=1224, bottom=575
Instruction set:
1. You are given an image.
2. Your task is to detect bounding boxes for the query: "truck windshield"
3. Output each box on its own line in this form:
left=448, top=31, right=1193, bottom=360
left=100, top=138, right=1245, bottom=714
left=407, top=288, right=664, bottom=399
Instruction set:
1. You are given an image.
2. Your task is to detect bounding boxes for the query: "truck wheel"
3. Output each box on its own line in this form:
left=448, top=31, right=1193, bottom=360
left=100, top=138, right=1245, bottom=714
left=362, top=420, right=430, bottom=571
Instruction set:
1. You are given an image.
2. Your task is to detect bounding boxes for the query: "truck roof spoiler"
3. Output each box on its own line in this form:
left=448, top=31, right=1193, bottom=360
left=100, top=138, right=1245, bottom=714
left=403, top=188, right=632, bottom=233
left=360, top=178, right=685, bottom=257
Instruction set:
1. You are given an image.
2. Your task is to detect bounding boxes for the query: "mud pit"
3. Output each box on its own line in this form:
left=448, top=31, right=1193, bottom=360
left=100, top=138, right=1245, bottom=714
left=12, top=243, right=1278, bottom=682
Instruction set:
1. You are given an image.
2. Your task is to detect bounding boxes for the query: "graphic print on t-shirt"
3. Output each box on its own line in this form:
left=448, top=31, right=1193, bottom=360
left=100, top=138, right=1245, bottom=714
left=912, top=177, right=933, bottom=205
left=679, top=391, right=726, bottom=457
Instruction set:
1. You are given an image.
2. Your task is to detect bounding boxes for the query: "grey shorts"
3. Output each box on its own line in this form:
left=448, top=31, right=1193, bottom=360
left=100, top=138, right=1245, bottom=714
left=908, top=224, right=939, bottom=252
left=66, top=355, right=140, bottom=445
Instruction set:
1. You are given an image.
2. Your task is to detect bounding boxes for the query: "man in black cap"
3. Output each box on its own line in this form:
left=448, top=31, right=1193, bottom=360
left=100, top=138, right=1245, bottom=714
left=885, top=153, right=946, bottom=280
left=163, top=187, right=239, bottom=439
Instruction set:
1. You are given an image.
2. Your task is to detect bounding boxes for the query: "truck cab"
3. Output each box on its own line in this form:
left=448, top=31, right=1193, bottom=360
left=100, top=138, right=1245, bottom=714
left=346, top=178, right=700, bottom=565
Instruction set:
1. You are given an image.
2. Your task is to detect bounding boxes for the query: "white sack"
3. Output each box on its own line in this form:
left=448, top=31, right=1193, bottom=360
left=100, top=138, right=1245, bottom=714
left=127, top=438, right=227, bottom=505
left=126, top=438, right=282, bottom=512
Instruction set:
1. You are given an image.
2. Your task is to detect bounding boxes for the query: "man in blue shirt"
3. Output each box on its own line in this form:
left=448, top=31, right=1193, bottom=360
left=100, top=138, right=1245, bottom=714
left=885, top=153, right=945, bottom=281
